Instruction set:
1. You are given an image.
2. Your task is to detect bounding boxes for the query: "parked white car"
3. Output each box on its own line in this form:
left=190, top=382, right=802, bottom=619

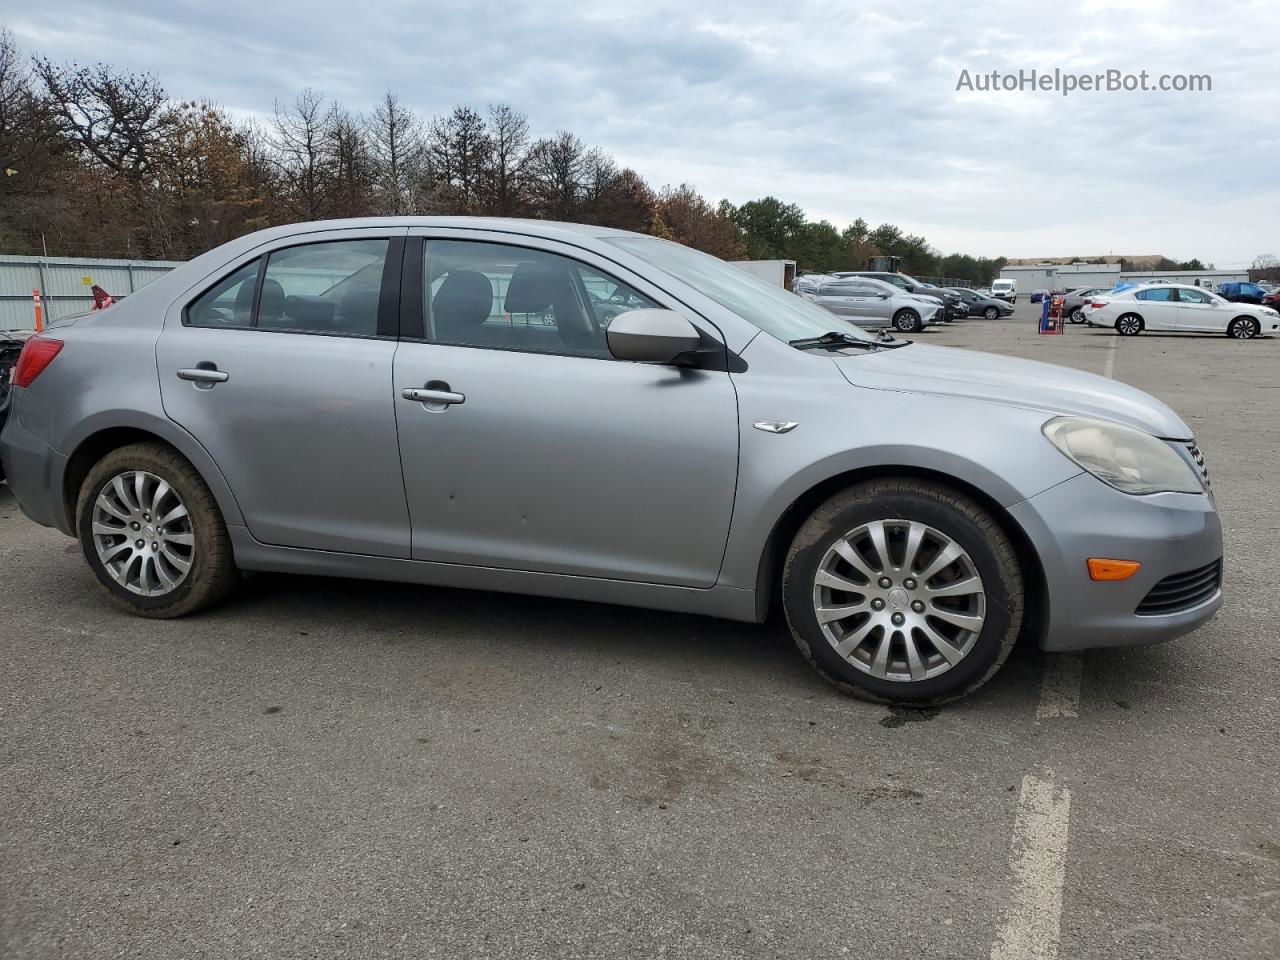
left=1086, top=283, right=1280, bottom=338
left=801, top=276, right=943, bottom=333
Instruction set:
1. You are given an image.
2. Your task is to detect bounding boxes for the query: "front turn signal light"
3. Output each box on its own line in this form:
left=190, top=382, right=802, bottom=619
left=1088, top=558, right=1142, bottom=581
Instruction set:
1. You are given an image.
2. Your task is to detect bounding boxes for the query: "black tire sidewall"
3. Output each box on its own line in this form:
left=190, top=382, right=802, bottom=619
left=985, top=307, right=998, bottom=320
left=76, top=447, right=225, bottom=615
left=894, top=310, right=920, bottom=332
left=1116, top=314, right=1142, bottom=336
left=783, top=487, right=1019, bottom=704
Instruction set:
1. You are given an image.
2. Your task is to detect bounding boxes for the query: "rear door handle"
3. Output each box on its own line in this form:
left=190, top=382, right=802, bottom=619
left=401, top=387, right=465, bottom=405
left=177, top=366, right=229, bottom=384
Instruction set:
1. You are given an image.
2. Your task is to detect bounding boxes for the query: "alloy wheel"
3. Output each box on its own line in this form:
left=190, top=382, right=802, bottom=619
left=1070, top=308, right=1085, bottom=323
left=1230, top=319, right=1257, bottom=339
left=1117, top=315, right=1142, bottom=335
left=811, top=519, right=986, bottom=682
left=984, top=306, right=998, bottom=320
left=91, top=470, right=195, bottom=596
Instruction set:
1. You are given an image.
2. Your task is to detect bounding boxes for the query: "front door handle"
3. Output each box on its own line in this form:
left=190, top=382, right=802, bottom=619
left=401, top=387, right=465, bottom=404
left=401, top=384, right=465, bottom=409
left=177, top=365, right=229, bottom=386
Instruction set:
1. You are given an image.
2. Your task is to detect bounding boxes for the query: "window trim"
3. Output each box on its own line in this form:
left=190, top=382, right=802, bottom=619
left=180, top=236, right=403, bottom=341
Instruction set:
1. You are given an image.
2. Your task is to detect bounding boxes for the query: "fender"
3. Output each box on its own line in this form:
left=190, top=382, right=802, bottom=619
left=59, top=409, right=246, bottom=533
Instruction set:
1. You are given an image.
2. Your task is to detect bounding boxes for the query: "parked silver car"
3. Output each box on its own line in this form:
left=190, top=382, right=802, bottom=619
left=0, top=218, right=1224, bottom=704
left=802, top=276, right=943, bottom=333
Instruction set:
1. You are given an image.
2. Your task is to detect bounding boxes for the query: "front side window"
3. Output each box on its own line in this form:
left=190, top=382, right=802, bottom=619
left=1176, top=287, right=1212, bottom=304
left=259, top=239, right=389, bottom=336
left=424, top=240, right=658, bottom=358
left=186, top=258, right=261, bottom=328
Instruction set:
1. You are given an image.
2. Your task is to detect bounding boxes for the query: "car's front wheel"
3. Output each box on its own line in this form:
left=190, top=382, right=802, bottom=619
left=1115, top=313, right=1143, bottom=336
left=1227, top=317, right=1259, bottom=339
left=893, top=309, right=922, bottom=333
left=781, top=478, right=1024, bottom=705
left=984, top=306, right=999, bottom=320
left=76, top=442, right=238, bottom=618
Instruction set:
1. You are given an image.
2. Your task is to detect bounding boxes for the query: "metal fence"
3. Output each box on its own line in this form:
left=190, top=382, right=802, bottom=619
left=0, top=255, right=184, bottom=330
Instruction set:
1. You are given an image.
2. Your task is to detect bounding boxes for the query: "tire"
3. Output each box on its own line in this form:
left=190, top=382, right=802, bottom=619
left=984, top=306, right=999, bottom=320
left=893, top=309, right=922, bottom=333
left=781, top=478, right=1024, bottom=706
left=1069, top=308, right=1086, bottom=324
left=76, top=442, right=238, bottom=618
left=1115, top=313, right=1143, bottom=336
left=1227, top=317, right=1259, bottom=339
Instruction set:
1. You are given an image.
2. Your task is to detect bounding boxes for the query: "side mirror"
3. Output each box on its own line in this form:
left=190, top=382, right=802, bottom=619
left=606, top=309, right=701, bottom=363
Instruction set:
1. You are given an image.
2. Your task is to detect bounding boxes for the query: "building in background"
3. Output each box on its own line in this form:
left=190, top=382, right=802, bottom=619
left=997, top=261, right=1247, bottom=292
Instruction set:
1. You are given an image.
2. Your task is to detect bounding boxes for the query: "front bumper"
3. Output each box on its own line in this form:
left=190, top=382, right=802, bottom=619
left=1010, top=472, right=1222, bottom=651
left=0, top=410, right=69, bottom=532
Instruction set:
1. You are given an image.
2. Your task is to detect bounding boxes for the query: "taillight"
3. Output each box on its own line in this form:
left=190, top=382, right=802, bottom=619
left=1090, top=301, right=1108, bottom=308
left=12, top=337, right=64, bottom=388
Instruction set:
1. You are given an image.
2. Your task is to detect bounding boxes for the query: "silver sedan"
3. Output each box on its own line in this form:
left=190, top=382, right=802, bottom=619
left=801, top=276, right=943, bottom=332
left=0, top=217, right=1223, bottom=704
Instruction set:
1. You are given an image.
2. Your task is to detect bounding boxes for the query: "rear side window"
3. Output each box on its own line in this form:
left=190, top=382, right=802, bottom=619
left=1135, top=288, right=1176, bottom=301
left=259, top=240, right=389, bottom=336
left=186, top=259, right=261, bottom=328
left=185, top=240, right=390, bottom=336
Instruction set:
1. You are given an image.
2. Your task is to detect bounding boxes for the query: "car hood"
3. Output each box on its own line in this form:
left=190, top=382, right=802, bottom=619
left=834, top=343, right=1193, bottom=439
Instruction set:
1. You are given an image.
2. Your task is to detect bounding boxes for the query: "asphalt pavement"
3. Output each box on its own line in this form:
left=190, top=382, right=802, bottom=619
left=1, top=304, right=1277, bottom=959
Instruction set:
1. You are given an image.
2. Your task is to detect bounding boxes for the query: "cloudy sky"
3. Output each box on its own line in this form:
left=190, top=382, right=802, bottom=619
left=8, top=0, right=1278, bottom=265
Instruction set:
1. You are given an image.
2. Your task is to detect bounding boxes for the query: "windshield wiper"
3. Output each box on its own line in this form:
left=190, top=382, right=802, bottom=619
left=788, top=330, right=909, bottom=351
left=788, top=331, right=883, bottom=351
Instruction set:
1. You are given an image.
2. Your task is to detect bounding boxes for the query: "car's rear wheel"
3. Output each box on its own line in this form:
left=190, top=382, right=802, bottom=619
left=781, top=478, right=1024, bottom=705
left=1115, top=313, right=1143, bottom=336
left=1069, top=307, right=1086, bottom=323
left=1227, top=317, right=1259, bottom=339
left=984, top=306, right=999, bottom=320
left=893, top=309, right=922, bottom=333
left=76, top=442, right=238, bottom=618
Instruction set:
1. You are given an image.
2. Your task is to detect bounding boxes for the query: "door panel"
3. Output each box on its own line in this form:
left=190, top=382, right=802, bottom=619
left=1175, top=291, right=1227, bottom=332
left=393, top=344, right=738, bottom=587
left=157, top=330, right=409, bottom=556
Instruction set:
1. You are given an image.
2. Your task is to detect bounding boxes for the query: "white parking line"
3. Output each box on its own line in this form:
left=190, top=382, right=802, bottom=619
left=989, top=771, right=1073, bottom=960
left=1036, top=653, right=1083, bottom=719
left=1103, top=336, right=1118, bottom=379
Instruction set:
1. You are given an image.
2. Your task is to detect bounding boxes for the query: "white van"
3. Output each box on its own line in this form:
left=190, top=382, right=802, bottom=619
left=991, top=278, right=1017, bottom=303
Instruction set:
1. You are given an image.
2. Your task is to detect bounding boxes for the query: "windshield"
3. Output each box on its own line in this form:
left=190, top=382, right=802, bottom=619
left=992, top=280, right=1013, bottom=289
left=607, top=236, right=877, bottom=344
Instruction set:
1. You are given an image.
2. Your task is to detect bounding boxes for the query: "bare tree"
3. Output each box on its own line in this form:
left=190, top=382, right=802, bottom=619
left=482, top=102, right=528, bottom=216
left=525, top=130, right=586, bottom=220
left=34, top=56, right=171, bottom=185
left=269, top=88, right=330, bottom=220
left=325, top=103, right=374, bottom=218
left=424, top=106, right=490, bottom=213
left=368, top=91, right=421, bottom=215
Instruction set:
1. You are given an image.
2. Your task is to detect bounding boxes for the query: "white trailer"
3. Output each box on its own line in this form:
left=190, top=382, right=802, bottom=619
left=730, top=259, right=798, bottom=290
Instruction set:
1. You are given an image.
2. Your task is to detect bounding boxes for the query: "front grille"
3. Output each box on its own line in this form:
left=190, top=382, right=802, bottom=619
left=1185, top=441, right=1210, bottom=487
left=1136, top=559, right=1222, bottom=616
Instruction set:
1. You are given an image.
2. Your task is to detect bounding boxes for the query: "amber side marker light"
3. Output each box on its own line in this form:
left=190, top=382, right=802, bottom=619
left=1088, top=558, right=1142, bottom=581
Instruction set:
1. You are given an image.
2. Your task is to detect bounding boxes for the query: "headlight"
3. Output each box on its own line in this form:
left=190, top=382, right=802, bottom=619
left=1042, top=416, right=1204, bottom=495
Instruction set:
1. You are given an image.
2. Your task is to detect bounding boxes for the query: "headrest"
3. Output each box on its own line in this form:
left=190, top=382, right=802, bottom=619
left=503, top=262, right=562, bottom=314
left=433, top=271, right=493, bottom=330
left=340, top=286, right=381, bottom=333
left=234, top=277, right=257, bottom=323
left=258, top=278, right=286, bottom=322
